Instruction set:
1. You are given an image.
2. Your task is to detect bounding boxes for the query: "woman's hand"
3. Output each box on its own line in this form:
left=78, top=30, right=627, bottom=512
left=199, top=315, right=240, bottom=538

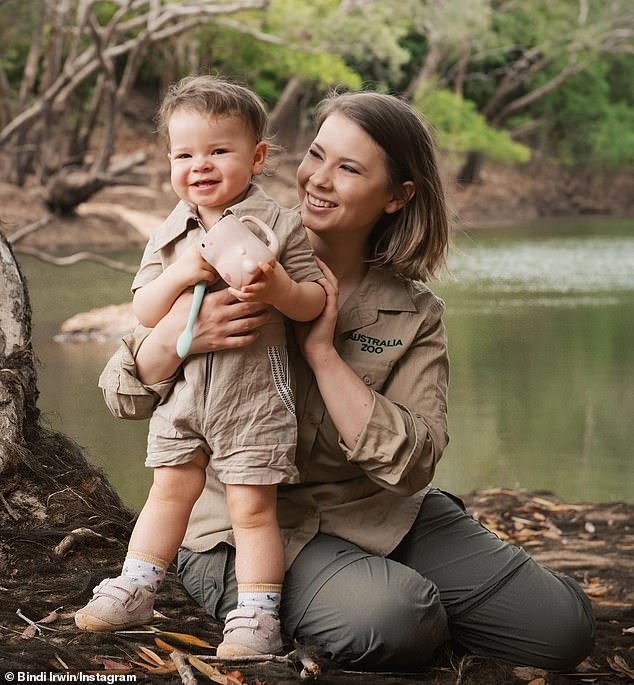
left=135, top=287, right=273, bottom=385
left=186, top=286, right=274, bottom=354
left=294, top=258, right=339, bottom=369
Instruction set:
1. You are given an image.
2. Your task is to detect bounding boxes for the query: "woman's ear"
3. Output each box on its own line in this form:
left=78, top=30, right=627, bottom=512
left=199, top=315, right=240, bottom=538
left=252, top=141, right=268, bottom=175
left=384, top=181, right=415, bottom=214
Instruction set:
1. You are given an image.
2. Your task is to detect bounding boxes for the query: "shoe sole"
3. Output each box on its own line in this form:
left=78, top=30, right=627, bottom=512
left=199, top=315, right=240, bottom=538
left=75, top=612, right=152, bottom=632
left=216, top=643, right=280, bottom=658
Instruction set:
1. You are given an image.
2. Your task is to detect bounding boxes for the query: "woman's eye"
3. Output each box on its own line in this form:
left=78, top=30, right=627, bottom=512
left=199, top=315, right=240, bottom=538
left=341, top=164, right=359, bottom=174
left=308, top=148, right=322, bottom=159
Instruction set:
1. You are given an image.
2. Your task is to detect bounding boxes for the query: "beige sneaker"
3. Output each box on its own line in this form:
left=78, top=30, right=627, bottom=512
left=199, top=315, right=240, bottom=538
left=216, top=607, right=284, bottom=657
left=74, top=576, right=155, bottom=632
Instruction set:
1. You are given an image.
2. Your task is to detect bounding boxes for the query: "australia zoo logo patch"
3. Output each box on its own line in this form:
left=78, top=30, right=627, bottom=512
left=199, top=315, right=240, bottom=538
left=347, top=332, right=403, bottom=354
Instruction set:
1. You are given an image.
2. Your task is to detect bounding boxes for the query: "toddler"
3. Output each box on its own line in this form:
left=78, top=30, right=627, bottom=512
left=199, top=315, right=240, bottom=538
left=75, top=76, right=326, bottom=657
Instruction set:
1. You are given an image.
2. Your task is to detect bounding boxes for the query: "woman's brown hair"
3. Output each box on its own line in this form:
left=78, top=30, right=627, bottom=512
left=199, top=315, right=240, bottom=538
left=315, top=91, right=450, bottom=281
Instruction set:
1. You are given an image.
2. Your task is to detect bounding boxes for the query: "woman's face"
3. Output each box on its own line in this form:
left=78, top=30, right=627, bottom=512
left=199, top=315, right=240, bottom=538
left=297, top=113, right=401, bottom=240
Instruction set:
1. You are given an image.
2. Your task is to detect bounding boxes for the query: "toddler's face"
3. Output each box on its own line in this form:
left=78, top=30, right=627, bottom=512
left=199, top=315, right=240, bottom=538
left=168, top=108, right=266, bottom=224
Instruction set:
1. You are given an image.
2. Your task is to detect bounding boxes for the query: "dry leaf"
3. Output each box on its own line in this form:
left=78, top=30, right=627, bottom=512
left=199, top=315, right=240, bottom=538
left=93, top=657, right=132, bottom=672
left=188, top=655, right=229, bottom=684
left=145, top=626, right=213, bottom=648
left=20, top=624, right=37, bottom=640
left=37, top=610, right=60, bottom=625
left=136, top=645, right=166, bottom=667
left=513, top=666, right=548, bottom=681
left=225, top=671, right=244, bottom=683
left=608, top=654, right=634, bottom=679
left=154, top=637, right=176, bottom=652
left=622, top=626, right=634, bottom=635
left=131, top=659, right=177, bottom=674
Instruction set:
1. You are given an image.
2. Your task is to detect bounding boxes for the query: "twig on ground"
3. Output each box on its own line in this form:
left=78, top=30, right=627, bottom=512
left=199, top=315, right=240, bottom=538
left=52, top=527, right=118, bottom=558
left=454, top=655, right=475, bottom=685
left=55, top=654, right=70, bottom=670
left=15, top=609, right=57, bottom=634
left=172, top=650, right=198, bottom=685
left=0, top=491, right=18, bottom=520
left=193, top=649, right=321, bottom=680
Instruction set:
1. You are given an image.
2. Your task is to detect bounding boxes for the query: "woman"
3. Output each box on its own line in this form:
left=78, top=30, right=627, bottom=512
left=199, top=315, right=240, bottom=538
left=99, top=91, right=595, bottom=671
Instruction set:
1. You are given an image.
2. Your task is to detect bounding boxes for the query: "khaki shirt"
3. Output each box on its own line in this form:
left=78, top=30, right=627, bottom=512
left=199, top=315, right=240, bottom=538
left=99, top=268, right=449, bottom=566
left=131, top=183, right=323, bottom=292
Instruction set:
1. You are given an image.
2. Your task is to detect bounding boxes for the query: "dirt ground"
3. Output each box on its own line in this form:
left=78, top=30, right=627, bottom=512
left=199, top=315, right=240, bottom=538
left=0, top=434, right=632, bottom=684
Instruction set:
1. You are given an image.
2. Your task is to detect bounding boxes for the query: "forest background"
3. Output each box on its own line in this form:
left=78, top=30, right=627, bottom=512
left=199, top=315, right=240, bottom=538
left=1, top=0, right=633, bottom=240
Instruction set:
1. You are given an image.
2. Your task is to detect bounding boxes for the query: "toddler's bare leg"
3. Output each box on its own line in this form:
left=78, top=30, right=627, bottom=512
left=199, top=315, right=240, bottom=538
left=129, top=447, right=209, bottom=562
left=218, top=484, right=285, bottom=656
left=75, top=448, right=209, bottom=632
left=225, top=484, right=284, bottom=584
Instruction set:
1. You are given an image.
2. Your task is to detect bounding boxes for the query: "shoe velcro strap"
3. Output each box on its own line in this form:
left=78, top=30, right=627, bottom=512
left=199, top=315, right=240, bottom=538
left=224, top=617, right=259, bottom=632
left=93, top=579, right=144, bottom=608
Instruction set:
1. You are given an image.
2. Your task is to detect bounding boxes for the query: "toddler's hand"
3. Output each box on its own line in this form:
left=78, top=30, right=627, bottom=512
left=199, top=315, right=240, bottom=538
left=227, top=260, right=291, bottom=308
left=168, top=244, right=219, bottom=288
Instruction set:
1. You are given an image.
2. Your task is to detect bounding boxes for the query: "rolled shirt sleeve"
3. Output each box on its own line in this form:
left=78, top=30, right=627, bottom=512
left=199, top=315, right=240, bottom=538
left=98, top=326, right=180, bottom=420
left=337, top=311, right=449, bottom=496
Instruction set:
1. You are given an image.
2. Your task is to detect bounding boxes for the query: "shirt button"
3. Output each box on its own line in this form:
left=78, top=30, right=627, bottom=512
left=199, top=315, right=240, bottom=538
left=363, top=375, right=372, bottom=385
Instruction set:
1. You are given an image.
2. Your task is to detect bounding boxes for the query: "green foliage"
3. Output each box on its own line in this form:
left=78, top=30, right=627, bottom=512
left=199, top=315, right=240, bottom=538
left=169, top=23, right=360, bottom=108
left=0, top=0, right=42, bottom=84
left=533, top=57, right=634, bottom=167
left=414, top=86, right=530, bottom=163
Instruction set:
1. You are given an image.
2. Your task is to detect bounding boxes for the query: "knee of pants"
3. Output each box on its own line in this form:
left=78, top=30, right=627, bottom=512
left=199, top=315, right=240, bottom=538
left=454, top=566, right=596, bottom=671
left=538, top=574, right=596, bottom=671
left=289, top=557, right=449, bottom=671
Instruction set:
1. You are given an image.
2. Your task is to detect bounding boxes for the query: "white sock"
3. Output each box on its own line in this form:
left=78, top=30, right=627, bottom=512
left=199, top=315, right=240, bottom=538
left=122, top=552, right=168, bottom=592
left=237, top=583, right=282, bottom=617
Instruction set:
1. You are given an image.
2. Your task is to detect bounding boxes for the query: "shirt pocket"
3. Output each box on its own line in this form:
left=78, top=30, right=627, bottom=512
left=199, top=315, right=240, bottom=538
left=351, top=358, right=395, bottom=391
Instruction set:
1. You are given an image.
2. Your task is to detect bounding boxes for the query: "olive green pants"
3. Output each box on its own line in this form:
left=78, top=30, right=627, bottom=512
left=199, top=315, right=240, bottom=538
left=177, top=489, right=595, bottom=671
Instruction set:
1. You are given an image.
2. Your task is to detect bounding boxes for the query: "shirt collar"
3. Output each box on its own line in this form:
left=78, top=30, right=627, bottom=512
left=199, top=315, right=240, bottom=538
left=150, top=183, right=279, bottom=251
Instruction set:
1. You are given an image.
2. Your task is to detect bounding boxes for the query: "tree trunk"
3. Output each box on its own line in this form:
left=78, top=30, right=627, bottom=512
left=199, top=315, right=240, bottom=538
left=0, top=231, right=38, bottom=474
left=456, top=150, right=484, bottom=186
left=268, top=76, right=306, bottom=152
left=0, top=227, right=131, bottom=525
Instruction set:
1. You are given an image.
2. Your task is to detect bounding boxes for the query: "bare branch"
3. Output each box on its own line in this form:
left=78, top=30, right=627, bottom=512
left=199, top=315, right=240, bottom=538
left=215, top=17, right=286, bottom=45
left=0, top=0, right=270, bottom=150
left=107, top=150, right=147, bottom=175
left=492, top=60, right=586, bottom=125
left=12, top=245, right=137, bottom=274
left=18, top=3, right=46, bottom=106
left=7, top=217, right=55, bottom=245
left=482, top=45, right=542, bottom=118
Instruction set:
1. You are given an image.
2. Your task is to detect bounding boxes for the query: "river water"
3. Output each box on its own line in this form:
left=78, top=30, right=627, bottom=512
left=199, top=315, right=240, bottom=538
left=19, top=218, right=634, bottom=510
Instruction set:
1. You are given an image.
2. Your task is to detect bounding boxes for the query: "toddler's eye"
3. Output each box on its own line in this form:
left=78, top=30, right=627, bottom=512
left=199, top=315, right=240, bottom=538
left=212, top=148, right=228, bottom=155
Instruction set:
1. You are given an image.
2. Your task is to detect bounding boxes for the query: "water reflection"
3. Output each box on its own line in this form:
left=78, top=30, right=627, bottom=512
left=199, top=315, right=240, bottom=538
left=448, top=237, right=634, bottom=295
left=19, top=219, right=634, bottom=509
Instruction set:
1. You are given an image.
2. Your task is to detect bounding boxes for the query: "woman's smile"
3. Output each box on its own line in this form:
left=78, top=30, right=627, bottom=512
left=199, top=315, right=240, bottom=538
left=297, top=113, right=397, bottom=239
left=305, top=192, right=338, bottom=209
